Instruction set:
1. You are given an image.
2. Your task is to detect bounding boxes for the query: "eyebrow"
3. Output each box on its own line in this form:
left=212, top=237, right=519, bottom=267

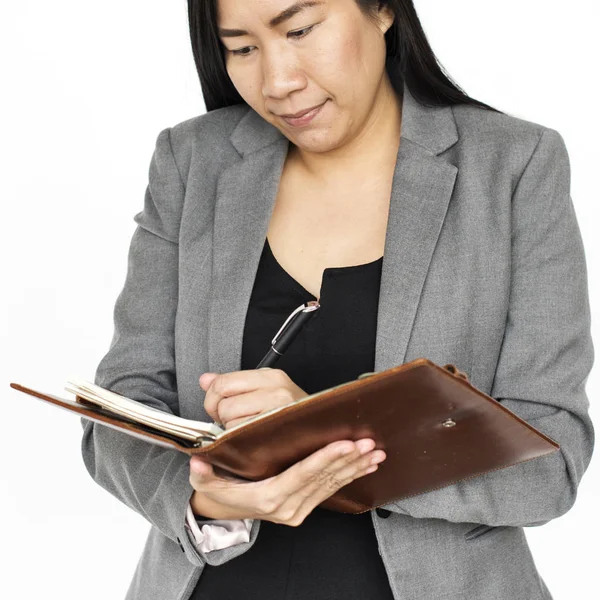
left=218, top=0, right=325, bottom=38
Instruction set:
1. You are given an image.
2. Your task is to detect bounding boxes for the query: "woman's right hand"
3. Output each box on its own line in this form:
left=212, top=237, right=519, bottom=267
left=189, top=438, right=386, bottom=526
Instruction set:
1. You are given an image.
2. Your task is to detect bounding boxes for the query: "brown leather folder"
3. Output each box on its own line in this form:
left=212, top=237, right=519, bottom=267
left=9, top=358, right=559, bottom=514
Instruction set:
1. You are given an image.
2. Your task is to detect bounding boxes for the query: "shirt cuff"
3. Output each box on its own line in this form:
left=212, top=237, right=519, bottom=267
left=185, top=502, right=254, bottom=552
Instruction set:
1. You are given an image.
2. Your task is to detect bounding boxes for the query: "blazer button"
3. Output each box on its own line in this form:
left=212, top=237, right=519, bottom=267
left=176, top=536, right=185, bottom=552
left=376, top=508, right=391, bottom=518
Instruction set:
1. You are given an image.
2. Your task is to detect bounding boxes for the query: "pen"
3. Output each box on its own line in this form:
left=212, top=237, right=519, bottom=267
left=256, top=300, right=320, bottom=368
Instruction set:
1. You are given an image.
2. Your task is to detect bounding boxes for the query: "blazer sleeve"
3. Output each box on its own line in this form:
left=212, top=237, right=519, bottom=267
left=386, top=127, right=595, bottom=528
left=79, top=127, right=261, bottom=567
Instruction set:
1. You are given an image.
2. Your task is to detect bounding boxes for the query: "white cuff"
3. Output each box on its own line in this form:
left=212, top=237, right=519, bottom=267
left=185, top=502, right=253, bottom=552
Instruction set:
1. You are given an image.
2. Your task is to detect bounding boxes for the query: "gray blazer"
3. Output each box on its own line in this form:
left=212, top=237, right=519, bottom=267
left=81, top=84, right=595, bottom=600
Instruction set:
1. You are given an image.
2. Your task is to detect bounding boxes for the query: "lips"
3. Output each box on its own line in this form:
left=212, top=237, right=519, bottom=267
left=279, top=103, right=324, bottom=118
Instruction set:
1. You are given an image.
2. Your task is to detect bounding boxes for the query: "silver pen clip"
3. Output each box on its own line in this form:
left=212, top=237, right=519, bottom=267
left=271, top=300, right=320, bottom=345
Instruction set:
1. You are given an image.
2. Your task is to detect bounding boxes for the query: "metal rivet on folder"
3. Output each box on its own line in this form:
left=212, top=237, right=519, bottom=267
left=442, top=418, right=456, bottom=428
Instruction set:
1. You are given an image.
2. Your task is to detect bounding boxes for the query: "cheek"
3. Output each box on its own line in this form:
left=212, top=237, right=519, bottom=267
left=227, top=62, right=261, bottom=105
left=345, top=28, right=379, bottom=84
left=311, top=27, right=368, bottom=102
left=226, top=62, right=247, bottom=92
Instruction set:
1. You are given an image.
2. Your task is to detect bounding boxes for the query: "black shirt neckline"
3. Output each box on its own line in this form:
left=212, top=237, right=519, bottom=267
left=264, top=237, right=383, bottom=301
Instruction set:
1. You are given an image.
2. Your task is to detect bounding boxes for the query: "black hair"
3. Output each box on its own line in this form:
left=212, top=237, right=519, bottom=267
left=188, top=0, right=503, bottom=114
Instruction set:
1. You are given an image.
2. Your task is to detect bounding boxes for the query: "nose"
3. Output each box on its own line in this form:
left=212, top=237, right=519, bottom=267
left=261, top=45, right=306, bottom=100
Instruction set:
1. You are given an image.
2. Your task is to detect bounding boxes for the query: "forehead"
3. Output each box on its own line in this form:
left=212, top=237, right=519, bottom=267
left=217, top=0, right=331, bottom=27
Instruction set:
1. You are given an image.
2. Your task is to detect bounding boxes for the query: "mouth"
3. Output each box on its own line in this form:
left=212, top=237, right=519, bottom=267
left=280, top=101, right=327, bottom=127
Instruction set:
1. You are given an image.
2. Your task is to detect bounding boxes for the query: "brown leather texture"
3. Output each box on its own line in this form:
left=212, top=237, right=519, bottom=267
left=10, top=358, right=559, bottom=514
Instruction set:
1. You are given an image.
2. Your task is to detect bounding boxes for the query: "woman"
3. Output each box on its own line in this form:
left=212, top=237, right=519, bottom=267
left=81, top=0, right=595, bottom=598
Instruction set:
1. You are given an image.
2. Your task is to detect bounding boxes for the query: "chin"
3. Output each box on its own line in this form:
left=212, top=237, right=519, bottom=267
left=291, top=129, right=344, bottom=153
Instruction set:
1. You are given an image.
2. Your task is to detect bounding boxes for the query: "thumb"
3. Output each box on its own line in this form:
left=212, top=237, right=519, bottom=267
left=190, top=456, right=217, bottom=480
left=199, top=372, right=219, bottom=390
left=190, top=457, right=239, bottom=484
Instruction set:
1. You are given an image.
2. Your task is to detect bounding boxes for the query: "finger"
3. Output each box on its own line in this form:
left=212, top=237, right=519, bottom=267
left=203, top=369, right=288, bottom=418
left=217, top=390, right=267, bottom=428
left=218, top=387, right=295, bottom=428
left=278, top=440, right=385, bottom=517
left=254, top=440, right=371, bottom=523
left=308, top=446, right=386, bottom=500
left=269, top=439, right=363, bottom=501
left=225, top=415, right=260, bottom=430
left=300, top=440, right=376, bottom=493
left=199, top=373, right=220, bottom=421
left=189, top=456, right=247, bottom=489
left=292, top=449, right=384, bottom=519
left=189, top=456, right=216, bottom=480
left=199, top=372, right=219, bottom=391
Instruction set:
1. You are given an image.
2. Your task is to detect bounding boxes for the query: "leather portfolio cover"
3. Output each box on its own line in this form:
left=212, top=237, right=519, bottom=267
left=9, top=358, right=560, bottom=514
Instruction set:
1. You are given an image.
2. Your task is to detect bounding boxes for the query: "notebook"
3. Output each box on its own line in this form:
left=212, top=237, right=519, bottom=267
left=9, top=358, right=560, bottom=513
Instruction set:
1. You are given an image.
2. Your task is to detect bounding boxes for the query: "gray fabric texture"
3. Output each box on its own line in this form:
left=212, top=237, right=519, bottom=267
left=80, top=83, right=594, bottom=600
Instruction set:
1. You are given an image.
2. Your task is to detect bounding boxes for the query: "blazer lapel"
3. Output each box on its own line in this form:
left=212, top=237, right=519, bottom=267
left=208, top=129, right=289, bottom=376
left=208, top=84, right=459, bottom=377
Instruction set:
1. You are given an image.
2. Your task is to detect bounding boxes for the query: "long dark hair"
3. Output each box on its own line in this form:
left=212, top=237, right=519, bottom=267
left=188, top=0, right=503, bottom=114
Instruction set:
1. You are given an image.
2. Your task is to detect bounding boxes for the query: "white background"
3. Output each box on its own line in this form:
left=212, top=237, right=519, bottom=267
left=1, top=1, right=598, bottom=598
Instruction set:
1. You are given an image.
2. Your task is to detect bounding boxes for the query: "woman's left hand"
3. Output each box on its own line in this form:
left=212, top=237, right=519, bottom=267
left=200, top=368, right=308, bottom=430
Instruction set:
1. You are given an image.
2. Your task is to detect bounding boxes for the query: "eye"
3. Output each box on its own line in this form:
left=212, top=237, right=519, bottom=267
left=287, top=24, right=315, bottom=39
left=231, top=46, right=254, bottom=57
left=230, top=24, right=316, bottom=58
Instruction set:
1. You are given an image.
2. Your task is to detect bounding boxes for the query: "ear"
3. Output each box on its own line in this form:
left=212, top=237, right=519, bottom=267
left=376, top=2, right=395, bottom=34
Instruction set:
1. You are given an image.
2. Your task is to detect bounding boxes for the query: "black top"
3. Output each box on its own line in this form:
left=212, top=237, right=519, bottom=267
left=190, top=238, right=395, bottom=600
